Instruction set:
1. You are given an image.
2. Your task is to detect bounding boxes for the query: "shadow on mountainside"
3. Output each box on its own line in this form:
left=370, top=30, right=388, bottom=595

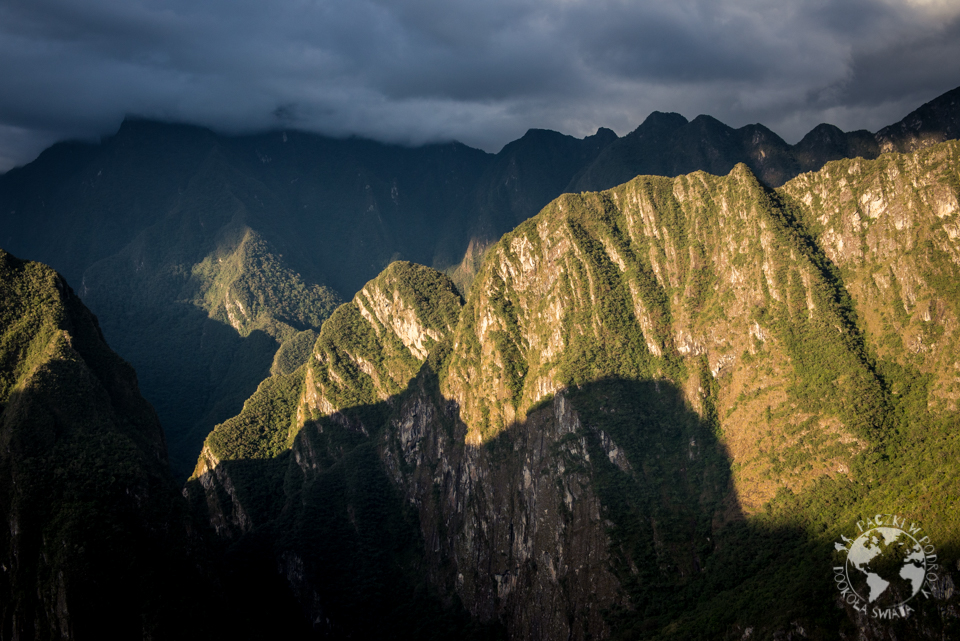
left=0, top=361, right=238, bottom=641
left=100, top=304, right=279, bottom=480
left=186, top=414, right=504, bottom=640
left=184, top=360, right=960, bottom=640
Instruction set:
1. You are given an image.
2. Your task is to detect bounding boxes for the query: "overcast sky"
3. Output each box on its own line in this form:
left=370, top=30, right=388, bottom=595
left=1, top=0, right=959, bottom=172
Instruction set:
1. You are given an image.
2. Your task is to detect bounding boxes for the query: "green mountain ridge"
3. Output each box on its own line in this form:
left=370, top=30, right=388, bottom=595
left=2, top=86, right=958, bottom=481
left=188, top=142, right=960, bottom=638
left=187, top=262, right=497, bottom=639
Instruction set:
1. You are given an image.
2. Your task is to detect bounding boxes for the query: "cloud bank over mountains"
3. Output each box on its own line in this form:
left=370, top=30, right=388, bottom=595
left=1, top=0, right=958, bottom=171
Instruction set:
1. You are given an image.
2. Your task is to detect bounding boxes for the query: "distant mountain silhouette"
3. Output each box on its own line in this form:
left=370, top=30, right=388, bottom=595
left=570, top=85, right=960, bottom=192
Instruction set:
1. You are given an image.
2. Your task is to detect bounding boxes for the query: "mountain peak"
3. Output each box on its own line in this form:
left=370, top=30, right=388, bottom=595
left=689, top=113, right=728, bottom=127
left=587, top=126, right=618, bottom=144
left=798, top=122, right=846, bottom=145
left=635, top=110, right=689, bottom=133
left=517, top=127, right=570, bottom=142
left=875, top=85, right=960, bottom=153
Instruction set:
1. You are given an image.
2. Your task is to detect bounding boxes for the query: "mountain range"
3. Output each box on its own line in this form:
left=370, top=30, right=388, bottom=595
left=1, top=86, right=958, bottom=479
left=1, top=86, right=959, bottom=639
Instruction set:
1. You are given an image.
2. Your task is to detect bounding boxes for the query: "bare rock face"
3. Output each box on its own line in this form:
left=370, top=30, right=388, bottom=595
left=385, top=378, right=622, bottom=640
left=190, top=258, right=627, bottom=639
left=446, top=163, right=876, bottom=513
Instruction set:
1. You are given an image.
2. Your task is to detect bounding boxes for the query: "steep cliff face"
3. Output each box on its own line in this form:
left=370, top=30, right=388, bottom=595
left=386, top=161, right=885, bottom=637
left=385, top=377, right=628, bottom=640
left=188, top=262, right=503, bottom=638
left=447, top=164, right=877, bottom=511
left=0, top=250, right=217, bottom=640
left=190, top=143, right=960, bottom=639
left=190, top=259, right=626, bottom=639
left=190, top=262, right=463, bottom=531
left=782, top=142, right=960, bottom=411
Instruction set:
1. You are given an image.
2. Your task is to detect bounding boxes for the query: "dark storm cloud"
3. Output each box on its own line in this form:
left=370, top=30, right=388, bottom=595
left=826, top=12, right=960, bottom=106
left=0, top=0, right=958, bottom=171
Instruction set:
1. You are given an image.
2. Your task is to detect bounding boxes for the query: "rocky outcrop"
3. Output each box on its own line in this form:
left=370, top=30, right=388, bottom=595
left=383, top=376, right=622, bottom=640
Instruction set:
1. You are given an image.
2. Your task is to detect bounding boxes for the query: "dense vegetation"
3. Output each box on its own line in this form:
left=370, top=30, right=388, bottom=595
left=480, top=148, right=960, bottom=639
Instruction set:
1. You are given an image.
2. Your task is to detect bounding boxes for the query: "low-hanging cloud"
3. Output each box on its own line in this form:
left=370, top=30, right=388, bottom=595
left=0, top=0, right=958, bottom=171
